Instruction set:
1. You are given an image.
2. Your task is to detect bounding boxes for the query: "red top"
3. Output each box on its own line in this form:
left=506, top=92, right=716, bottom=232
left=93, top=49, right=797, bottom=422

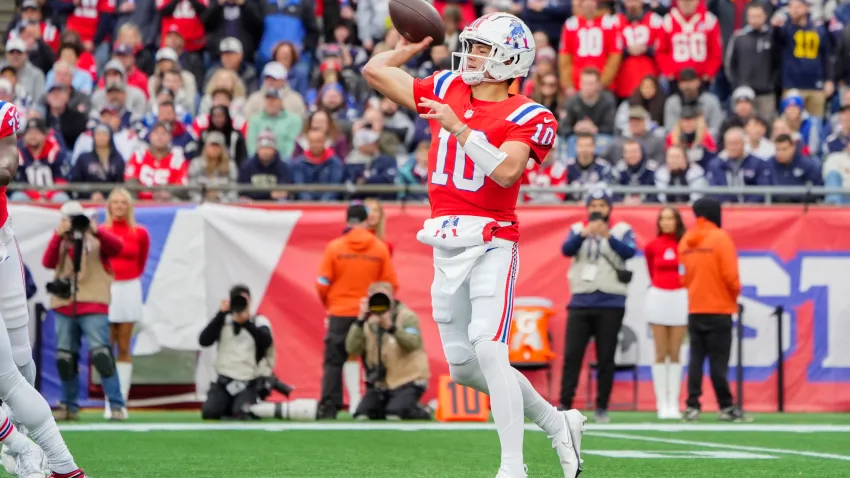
left=656, top=8, right=723, bottom=79
left=101, top=220, right=150, bottom=281
left=559, top=14, right=623, bottom=89
left=157, top=0, right=208, bottom=52
left=41, top=229, right=123, bottom=316
left=0, top=101, right=21, bottom=230
left=65, top=0, right=100, bottom=43
left=413, top=70, right=558, bottom=242
left=612, top=11, right=664, bottom=98
left=125, top=150, right=189, bottom=200
left=644, top=233, right=683, bottom=290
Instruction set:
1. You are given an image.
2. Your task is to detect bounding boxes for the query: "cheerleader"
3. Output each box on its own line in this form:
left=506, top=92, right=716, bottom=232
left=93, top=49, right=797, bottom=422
left=644, top=207, right=688, bottom=419
left=101, top=188, right=150, bottom=418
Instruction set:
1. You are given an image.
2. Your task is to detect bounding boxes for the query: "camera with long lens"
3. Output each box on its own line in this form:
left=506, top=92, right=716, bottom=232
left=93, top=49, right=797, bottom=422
left=45, top=278, right=72, bottom=299
left=230, top=293, right=248, bottom=314
left=68, top=214, right=91, bottom=235
left=256, top=374, right=295, bottom=400
left=368, top=292, right=391, bottom=315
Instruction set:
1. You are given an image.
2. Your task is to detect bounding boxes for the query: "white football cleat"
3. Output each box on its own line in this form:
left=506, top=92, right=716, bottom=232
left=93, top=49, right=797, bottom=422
left=548, top=411, right=579, bottom=478
left=12, top=445, right=44, bottom=478
left=564, top=409, right=586, bottom=476
left=495, top=464, right=528, bottom=478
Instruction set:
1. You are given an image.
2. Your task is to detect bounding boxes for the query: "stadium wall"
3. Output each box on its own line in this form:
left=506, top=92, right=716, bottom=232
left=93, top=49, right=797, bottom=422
left=11, top=204, right=850, bottom=412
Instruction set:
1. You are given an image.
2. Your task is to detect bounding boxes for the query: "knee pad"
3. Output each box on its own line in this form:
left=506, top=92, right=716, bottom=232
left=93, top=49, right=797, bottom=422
left=55, top=350, right=78, bottom=381
left=90, top=347, right=116, bottom=378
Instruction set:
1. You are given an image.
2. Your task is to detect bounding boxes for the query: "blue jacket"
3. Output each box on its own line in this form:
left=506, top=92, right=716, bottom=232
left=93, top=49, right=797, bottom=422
left=614, top=157, right=657, bottom=202
left=291, top=155, right=344, bottom=201
left=767, top=152, right=824, bottom=202
left=69, top=150, right=126, bottom=199
left=258, top=0, right=319, bottom=64
left=344, top=155, right=398, bottom=201
left=822, top=131, right=849, bottom=156
left=24, top=266, right=36, bottom=300
left=565, top=158, right=614, bottom=201
left=706, top=153, right=773, bottom=203
left=237, top=153, right=292, bottom=200
left=777, top=20, right=832, bottom=90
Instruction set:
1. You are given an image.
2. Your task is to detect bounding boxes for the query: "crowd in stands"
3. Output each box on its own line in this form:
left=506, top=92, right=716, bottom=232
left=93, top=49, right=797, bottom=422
left=3, top=0, right=850, bottom=205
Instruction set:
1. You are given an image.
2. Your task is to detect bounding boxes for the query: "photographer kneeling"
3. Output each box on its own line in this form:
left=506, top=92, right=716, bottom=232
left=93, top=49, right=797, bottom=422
left=42, top=201, right=126, bottom=421
left=199, top=285, right=277, bottom=420
left=346, top=282, right=430, bottom=420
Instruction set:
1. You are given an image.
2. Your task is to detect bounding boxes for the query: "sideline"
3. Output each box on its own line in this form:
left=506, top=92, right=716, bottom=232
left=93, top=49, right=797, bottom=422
left=592, top=431, right=850, bottom=462
left=57, top=422, right=850, bottom=433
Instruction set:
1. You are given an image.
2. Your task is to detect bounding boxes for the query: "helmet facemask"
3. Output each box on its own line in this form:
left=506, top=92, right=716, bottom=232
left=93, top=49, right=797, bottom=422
left=452, top=37, right=526, bottom=86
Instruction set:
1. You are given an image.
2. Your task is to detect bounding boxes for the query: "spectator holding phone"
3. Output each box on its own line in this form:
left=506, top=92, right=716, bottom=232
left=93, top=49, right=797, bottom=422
left=559, top=187, right=637, bottom=424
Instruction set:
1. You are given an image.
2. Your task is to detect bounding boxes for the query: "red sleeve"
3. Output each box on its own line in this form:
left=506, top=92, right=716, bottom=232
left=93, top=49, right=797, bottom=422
left=42, top=233, right=63, bottom=269
left=412, top=71, right=449, bottom=115
left=171, top=157, right=189, bottom=185
left=654, top=17, right=674, bottom=77
left=96, top=229, right=124, bottom=258
left=606, top=24, right=624, bottom=54
left=125, top=153, right=141, bottom=181
left=558, top=23, right=573, bottom=55
left=704, top=16, right=723, bottom=78
left=137, top=227, right=150, bottom=274
left=644, top=240, right=656, bottom=281
left=0, top=103, right=21, bottom=139
left=504, top=109, right=559, bottom=164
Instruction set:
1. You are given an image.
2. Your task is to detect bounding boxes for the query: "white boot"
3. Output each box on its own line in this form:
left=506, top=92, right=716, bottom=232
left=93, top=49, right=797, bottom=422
left=667, top=362, right=683, bottom=419
left=651, top=363, right=669, bottom=419
left=342, top=361, right=362, bottom=414
left=116, top=362, right=133, bottom=418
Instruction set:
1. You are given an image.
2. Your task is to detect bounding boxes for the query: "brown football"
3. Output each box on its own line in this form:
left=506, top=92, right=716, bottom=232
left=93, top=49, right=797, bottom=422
left=389, top=0, right=447, bottom=45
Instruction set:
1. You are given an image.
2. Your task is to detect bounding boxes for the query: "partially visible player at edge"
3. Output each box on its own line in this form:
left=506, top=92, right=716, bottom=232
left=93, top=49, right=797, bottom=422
left=364, top=13, right=585, bottom=478
left=0, top=100, right=88, bottom=478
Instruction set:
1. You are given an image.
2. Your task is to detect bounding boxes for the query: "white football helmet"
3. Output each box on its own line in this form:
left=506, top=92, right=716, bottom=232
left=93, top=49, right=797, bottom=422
left=452, top=13, right=536, bottom=86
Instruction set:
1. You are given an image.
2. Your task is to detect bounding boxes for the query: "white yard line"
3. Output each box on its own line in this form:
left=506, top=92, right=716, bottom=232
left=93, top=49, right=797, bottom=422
left=56, top=422, right=850, bottom=433
left=592, top=431, right=850, bottom=462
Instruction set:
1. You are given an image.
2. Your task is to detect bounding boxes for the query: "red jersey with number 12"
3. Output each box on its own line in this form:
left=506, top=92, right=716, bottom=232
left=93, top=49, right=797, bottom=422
left=0, top=101, right=21, bottom=229
left=413, top=71, right=558, bottom=229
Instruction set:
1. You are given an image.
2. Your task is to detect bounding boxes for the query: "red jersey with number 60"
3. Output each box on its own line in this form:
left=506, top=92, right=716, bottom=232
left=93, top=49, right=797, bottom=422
left=656, top=8, right=722, bottom=79
left=0, top=101, right=21, bottom=229
left=413, top=71, right=558, bottom=226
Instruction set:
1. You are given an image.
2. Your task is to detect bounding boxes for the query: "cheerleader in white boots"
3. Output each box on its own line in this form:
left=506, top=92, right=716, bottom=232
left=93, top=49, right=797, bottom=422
left=644, top=208, right=688, bottom=419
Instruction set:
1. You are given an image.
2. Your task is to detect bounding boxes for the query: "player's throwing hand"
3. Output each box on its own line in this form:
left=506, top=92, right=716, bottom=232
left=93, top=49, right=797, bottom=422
left=418, top=97, right=462, bottom=135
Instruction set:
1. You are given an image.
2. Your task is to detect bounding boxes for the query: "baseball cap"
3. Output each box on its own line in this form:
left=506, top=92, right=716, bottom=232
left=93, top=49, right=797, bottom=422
left=94, top=122, right=113, bottom=135
left=205, top=131, right=226, bottom=146
left=60, top=201, right=93, bottom=218
left=25, top=118, right=47, bottom=133
left=104, top=59, right=126, bottom=76
left=346, top=204, right=369, bottom=223
left=100, top=104, right=119, bottom=115
left=680, top=103, right=701, bottom=119
left=155, top=47, right=179, bottom=63
left=262, top=62, right=287, bottom=80
left=21, top=0, right=39, bottom=9
left=219, top=37, right=243, bottom=55
left=628, top=105, right=648, bottom=120
left=46, top=81, right=67, bottom=93
left=5, top=38, right=25, bottom=53
left=114, top=43, right=133, bottom=56
left=257, top=131, right=277, bottom=149
left=678, top=68, right=699, bottom=82
left=106, top=81, right=125, bottom=92
left=151, top=120, right=172, bottom=134
left=732, top=86, right=756, bottom=103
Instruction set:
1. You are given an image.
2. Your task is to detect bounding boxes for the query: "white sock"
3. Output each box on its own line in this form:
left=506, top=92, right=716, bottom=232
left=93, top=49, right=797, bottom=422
left=668, top=362, right=683, bottom=413
left=1, top=403, right=25, bottom=436
left=512, top=369, right=564, bottom=437
left=0, top=372, right=77, bottom=474
left=651, top=363, right=668, bottom=417
left=342, top=361, right=362, bottom=412
left=116, top=362, right=133, bottom=404
left=474, top=341, right=525, bottom=476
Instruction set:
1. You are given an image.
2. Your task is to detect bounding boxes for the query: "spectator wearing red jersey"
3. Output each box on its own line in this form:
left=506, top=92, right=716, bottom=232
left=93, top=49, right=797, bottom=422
left=613, top=0, right=664, bottom=100
left=11, top=118, right=70, bottom=203
left=62, top=0, right=100, bottom=50
left=522, top=141, right=568, bottom=203
left=125, top=121, right=189, bottom=201
left=657, top=0, right=723, bottom=87
left=157, top=0, right=207, bottom=52
left=100, top=188, right=150, bottom=419
left=6, top=0, right=61, bottom=53
left=644, top=207, right=688, bottom=420
left=558, top=0, right=623, bottom=95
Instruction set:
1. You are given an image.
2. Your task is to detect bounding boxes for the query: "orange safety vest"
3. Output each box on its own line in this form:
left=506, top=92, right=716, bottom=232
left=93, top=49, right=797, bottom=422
left=509, top=297, right=557, bottom=365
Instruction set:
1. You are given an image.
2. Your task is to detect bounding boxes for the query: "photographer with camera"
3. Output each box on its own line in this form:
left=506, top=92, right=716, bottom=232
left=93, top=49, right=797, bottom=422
left=199, top=285, right=275, bottom=420
left=345, top=282, right=430, bottom=420
left=41, top=201, right=126, bottom=421
left=558, top=187, right=637, bottom=424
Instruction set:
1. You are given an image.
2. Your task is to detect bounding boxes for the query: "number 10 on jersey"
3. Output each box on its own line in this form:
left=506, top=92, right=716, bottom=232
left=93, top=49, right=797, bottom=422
left=431, top=128, right=486, bottom=192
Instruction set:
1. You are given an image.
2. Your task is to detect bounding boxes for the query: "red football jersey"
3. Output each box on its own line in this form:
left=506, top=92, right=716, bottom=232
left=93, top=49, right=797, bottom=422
left=559, top=14, right=623, bottom=89
left=656, top=8, right=722, bottom=79
left=125, top=150, right=189, bottom=200
left=413, top=71, right=558, bottom=232
left=98, top=0, right=117, bottom=14
left=65, top=0, right=99, bottom=43
left=0, top=101, right=20, bottom=229
left=613, top=12, right=664, bottom=98
left=156, top=0, right=208, bottom=52
left=521, top=159, right=567, bottom=203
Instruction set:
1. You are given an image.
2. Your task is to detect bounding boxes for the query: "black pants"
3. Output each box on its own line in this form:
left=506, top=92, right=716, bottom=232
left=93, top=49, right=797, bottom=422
left=686, top=314, right=734, bottom=410
left=355, top=382, right=429, bottom=420
left=319, top=316, right=357, bottom=412
left=560, top=307, right=625, bottom=410
left=201, top=376, right=259, bottom=420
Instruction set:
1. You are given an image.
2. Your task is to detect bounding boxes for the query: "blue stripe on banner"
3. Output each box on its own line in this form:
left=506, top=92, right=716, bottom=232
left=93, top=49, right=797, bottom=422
left=500, top=244, right=519, bottom=343
left=510, top=104, right=544, bottom=125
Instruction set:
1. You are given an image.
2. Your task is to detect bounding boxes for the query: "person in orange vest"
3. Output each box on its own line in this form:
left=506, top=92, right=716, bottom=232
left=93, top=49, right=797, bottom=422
left=316, top=204, right=398, bottom=420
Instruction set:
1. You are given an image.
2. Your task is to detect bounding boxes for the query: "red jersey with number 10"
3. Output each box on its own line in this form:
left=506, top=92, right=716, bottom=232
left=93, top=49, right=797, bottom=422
left=413, top=71, right=558, bottom=228
left=559, top=14, right=623, bottom=89
left=0, top=101, right=21, bottom=229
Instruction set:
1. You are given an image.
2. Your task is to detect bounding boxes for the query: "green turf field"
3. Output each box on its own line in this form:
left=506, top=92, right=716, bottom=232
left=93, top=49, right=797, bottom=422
left=58, top=411, right=850, bottom=477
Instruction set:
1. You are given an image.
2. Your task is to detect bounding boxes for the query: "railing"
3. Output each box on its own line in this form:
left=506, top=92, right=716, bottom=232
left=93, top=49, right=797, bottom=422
left=7, top=183, right=850, bottom=205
